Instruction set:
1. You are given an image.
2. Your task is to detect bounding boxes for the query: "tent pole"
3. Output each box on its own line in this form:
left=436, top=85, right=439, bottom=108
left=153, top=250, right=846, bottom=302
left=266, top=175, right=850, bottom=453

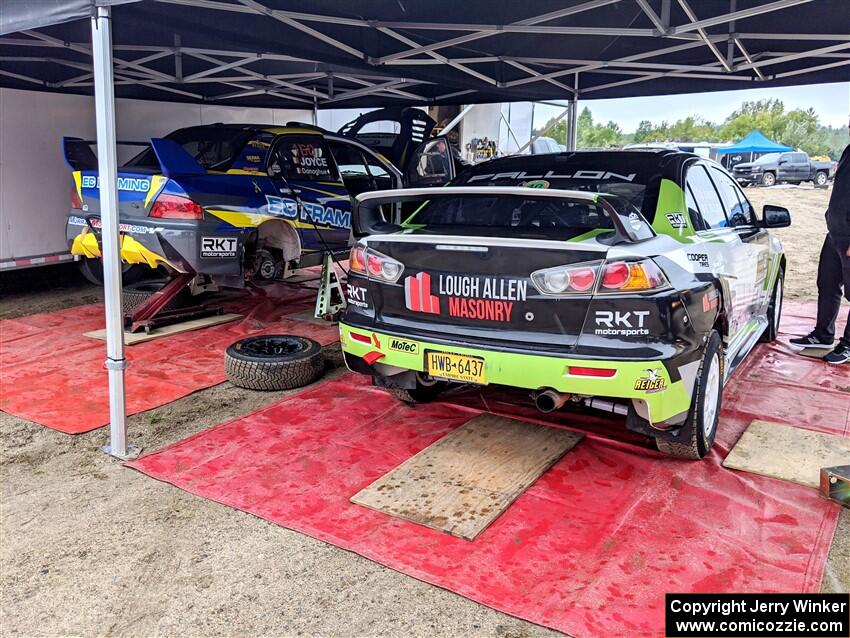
left=91, top=6, right=134, bottom=459
left=566, top=74, right=579, bottom=151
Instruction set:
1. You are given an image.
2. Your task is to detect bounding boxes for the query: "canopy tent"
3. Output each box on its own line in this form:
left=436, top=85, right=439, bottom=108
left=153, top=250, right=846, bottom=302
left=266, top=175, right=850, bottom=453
left=716, top=129, right=793, bottom=154
left=2, top=1, right=850, bottom=109
left=2, top=0, right=848, bottom=457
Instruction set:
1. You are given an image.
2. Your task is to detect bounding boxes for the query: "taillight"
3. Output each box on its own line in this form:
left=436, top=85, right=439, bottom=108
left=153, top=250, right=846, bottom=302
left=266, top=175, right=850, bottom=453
left=532, top=258, right=668, bottom=296
left=149, top=194, right=203, bottom=220
left=531, top=261, right=602, bottom=296
left=348, top=244, right=403, bottom=283
left=600, top=260, right=668, bottom=292
left=71, top=187, right=83, bottom=210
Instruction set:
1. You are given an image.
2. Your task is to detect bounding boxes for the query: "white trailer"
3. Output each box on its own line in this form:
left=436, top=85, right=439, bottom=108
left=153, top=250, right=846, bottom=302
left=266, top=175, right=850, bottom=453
left=0, top=88, right=310, bottom=271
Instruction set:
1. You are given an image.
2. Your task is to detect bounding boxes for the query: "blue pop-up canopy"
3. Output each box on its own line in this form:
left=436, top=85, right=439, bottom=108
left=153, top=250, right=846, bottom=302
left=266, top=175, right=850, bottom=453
left=716, top=130, right=793, bottom=155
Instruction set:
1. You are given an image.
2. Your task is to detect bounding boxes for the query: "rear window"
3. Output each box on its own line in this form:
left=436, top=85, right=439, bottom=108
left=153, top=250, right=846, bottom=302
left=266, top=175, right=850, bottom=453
left=455, top=157, right=658, bottom=218
left=407, top=195, right=617, bottom=240
left=125, top=127, right=249, bottom=170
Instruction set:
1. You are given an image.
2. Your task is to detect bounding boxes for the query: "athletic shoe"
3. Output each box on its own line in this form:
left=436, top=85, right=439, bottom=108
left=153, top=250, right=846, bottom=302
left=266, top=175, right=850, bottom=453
left=789, top=333, right=834, bottom=349
left=823, top=343, right=850, bottom=365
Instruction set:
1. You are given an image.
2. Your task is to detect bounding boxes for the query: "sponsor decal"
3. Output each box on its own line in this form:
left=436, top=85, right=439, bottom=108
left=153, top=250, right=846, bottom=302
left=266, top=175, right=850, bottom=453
left=594, top=310, right=650, bottom=336
left=520, top=179, right=550, bottom=189
left=468, top=170, right=637, bottom=183
left=290, top=142, right=330, bottom=178
left=68, top=215, right=155, bottom=235
left=634, top=368, right=666, bottom=393
left=245, top=155, right=262, bottom=163
left=628, top=212, right=643, bottom=231
left=201, top=236, right=238, bottom=258
left=666, top=213, right=689, bottom=229
left=388, top=337, right=419, bottom=354
left=346, top=284, right=369, bottom=308
left=404, top=272, right=441, bottom=315
left=702, top=289, right=719, bottom=312
left=266, top=195, right=350, bottom=229
left=403, top=272, right=527, bottom=322
left=81, top=175, right=151, bottom=192
left=687, top=252, right=710, bottom=268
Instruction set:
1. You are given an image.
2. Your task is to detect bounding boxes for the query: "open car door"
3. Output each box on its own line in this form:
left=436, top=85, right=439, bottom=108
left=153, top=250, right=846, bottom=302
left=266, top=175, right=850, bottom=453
left=404, top=136, right=455, bottom=187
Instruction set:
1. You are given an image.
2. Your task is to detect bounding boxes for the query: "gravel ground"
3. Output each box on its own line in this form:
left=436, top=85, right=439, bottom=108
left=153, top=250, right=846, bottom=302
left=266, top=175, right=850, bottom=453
left=0, top=185, right=847, bottom=637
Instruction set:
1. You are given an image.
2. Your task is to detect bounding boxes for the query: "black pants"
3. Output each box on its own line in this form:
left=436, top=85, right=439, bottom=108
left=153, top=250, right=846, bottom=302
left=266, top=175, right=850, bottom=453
left=814, top=233, right=850, bottom=346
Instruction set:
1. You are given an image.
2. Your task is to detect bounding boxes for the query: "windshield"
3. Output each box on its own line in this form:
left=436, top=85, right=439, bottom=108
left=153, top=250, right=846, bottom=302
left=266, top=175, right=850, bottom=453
left=405, top=194, right=620, bottom=240
left=753, top=153, right=780, bottom=165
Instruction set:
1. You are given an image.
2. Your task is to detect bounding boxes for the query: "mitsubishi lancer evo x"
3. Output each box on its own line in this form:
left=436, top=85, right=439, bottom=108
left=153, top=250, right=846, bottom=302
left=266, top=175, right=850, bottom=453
left=338, top=151, right=790, bottom=459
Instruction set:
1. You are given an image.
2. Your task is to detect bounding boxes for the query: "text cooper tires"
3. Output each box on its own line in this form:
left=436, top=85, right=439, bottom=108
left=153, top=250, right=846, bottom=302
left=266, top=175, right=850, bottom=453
left=225, top=335, right=324, bottom=391
left=656, top=330, right=724, bottom=460
left=122, top=279, right=192, bottom=314
left=759, top=269, right=784, bottom=343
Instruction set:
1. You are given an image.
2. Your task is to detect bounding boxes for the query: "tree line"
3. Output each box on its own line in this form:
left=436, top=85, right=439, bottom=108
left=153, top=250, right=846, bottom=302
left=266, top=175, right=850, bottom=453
left=538, top=98, right=848, bottom=159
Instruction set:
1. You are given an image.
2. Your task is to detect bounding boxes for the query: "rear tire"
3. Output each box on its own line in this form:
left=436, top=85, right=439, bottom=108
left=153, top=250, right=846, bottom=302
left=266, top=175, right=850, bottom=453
left=225, top=335, right=324, bottom=391
left=79, top=257, right=146, bottom=286
left=656, top=330, right=724, bottom=460
left=759, top=269, right=784, bottom=343
left=122, top=279, right=192, bottom=314
left=814, top=171, right=828, bottom=186
left=761, top=171, right=776, bottom=187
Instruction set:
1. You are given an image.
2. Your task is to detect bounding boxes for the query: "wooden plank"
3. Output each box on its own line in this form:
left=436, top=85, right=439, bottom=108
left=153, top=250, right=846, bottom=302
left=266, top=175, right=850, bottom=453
left=83, top=313, right=242, bottom=345
left=351, top=414, right=583, bottom=540
left=723, top=419, right=850, bottom=489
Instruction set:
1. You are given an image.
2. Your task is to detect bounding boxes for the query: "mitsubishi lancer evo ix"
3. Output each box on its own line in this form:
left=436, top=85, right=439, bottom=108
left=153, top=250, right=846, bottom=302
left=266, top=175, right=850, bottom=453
left=338, top=151, right=791, bottom=459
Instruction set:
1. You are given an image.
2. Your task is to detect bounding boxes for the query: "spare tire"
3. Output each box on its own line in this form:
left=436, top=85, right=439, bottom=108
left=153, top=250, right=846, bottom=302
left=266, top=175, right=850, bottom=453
left=123, top=279, right=192, bottom=314
left=224, top=335, right=324, bottom=391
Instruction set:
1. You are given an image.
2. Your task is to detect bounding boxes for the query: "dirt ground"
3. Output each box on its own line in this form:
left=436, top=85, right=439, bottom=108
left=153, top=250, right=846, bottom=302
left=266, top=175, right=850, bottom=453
left=1, top=186, right=848, bottom=637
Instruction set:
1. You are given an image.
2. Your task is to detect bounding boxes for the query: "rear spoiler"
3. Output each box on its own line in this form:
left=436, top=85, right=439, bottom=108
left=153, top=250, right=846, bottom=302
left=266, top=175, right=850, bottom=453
left=352, top=186, right=656, bottom=243
left=62, top=137, right=206, bottom=177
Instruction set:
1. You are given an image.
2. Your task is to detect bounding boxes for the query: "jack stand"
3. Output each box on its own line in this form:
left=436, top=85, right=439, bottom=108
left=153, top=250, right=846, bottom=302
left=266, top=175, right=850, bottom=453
left=125, top=271, right=222, bottom=334
left=315, top=252, right=345, bottom=321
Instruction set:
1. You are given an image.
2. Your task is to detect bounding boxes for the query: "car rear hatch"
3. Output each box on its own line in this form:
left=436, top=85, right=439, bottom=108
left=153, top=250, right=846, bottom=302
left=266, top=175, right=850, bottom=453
left=363, top=236, right=609, bottom=351
left=350, top=187, right=655, bottom=352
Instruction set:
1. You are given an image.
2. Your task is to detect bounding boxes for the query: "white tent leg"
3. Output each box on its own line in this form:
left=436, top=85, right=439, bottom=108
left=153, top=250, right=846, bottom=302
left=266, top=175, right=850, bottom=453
left=91, top=6, right=136, bottom=459
left=566, top=77, right=579, bottom=151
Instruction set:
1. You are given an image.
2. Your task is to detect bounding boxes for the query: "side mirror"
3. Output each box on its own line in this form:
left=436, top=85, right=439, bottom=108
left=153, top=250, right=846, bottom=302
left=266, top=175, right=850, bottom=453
left=778, top=159, right=788, bottom=165
left=762, top=204, right=791, bottom=228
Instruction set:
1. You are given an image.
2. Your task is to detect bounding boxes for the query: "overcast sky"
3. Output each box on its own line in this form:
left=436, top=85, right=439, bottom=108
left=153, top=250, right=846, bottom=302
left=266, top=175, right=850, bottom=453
left=532, top=81, right=850, bottom=132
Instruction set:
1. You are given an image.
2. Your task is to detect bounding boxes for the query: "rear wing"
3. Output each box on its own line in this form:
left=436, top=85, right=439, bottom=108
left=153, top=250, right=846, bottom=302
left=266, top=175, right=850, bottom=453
left=62, top=137, right=206, bottom=177
left=352, top=186, right=656, bottom=243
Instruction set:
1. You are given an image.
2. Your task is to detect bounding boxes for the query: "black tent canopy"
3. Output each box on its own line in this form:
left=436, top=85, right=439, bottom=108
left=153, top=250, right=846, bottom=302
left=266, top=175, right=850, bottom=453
left=2, top=0, right=849, bottom=109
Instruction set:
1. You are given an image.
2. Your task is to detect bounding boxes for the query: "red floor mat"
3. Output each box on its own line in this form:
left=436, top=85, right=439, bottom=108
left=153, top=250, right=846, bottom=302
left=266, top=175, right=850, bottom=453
left=129, top=303, right=847, bottom=637
left=0, top=286, right=339, bottom=433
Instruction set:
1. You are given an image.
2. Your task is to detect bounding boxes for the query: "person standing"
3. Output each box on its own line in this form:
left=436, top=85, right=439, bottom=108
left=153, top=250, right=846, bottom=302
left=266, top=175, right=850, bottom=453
left=790, top=139, right=850, bottom=364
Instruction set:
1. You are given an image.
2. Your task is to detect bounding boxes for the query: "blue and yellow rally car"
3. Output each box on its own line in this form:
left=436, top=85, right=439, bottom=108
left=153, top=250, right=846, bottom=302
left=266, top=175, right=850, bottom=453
left=64, top=108, right=457, bottom=287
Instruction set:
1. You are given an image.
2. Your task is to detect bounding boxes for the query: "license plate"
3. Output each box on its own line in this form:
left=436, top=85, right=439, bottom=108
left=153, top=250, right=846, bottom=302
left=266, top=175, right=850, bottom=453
left=426, top=351, right=486, bottom=384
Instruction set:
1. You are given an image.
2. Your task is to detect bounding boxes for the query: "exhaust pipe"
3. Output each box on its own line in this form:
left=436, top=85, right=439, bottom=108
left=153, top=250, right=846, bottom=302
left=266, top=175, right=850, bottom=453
left=534, top=389, right=570, bottom=413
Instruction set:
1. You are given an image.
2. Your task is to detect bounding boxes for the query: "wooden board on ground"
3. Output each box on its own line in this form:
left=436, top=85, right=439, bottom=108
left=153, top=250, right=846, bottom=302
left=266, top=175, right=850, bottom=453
left=723, top=419, right=850, bottom=489
left=351, top=414, right=583, bottom=540
left=84, top=313, right=242, bottom=345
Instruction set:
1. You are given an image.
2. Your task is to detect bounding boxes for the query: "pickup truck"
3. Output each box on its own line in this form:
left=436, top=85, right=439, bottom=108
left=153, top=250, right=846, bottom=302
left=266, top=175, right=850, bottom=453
left=732, top=151, right=834, bottom=187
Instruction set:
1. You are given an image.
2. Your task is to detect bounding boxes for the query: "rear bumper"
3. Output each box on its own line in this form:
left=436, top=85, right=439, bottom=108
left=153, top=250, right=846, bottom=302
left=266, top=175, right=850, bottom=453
left=339, top=322, right=695, bottom=425
left=66, top=214, right=245, bottom=277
